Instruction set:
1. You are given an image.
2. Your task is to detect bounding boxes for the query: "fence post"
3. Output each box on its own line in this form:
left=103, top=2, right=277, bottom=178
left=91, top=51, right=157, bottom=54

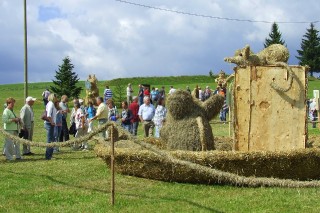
left=111, top=125, right=115, bottom=205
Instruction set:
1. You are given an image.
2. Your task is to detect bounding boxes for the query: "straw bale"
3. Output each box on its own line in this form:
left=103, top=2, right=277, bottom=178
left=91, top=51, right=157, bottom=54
left=161, top=90, right=224, bottom=151
left=95, top=142, right=320, bottom=187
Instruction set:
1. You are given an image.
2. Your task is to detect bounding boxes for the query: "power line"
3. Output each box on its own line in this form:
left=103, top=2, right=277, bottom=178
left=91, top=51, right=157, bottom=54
left=115, top=0, right=319, bottom=24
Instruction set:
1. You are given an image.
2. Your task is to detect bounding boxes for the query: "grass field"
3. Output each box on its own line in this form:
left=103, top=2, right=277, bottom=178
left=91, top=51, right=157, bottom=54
left=1, top=75, right=320, bottom=212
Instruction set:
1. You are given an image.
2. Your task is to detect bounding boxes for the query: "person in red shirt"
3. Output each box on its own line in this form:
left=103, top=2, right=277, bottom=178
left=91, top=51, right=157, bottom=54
left=129, top=96, right=140, bottom=136
left=143, top=86, right=150, bottom=98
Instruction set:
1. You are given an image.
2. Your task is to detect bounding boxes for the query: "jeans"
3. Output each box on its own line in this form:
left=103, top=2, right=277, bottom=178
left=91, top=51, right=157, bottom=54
left=54, top=126, right=62, bottom=142
left=59, top=117, right=69, bottom=142
left=220, top=109, right=228, bottom=122
left=131, top=121, right=139, bottom=136
left=139, top=96, right=143, bottom=106
left=121, top=123, right=132, bottom=133
left=45, top=122, right=55, bottom=160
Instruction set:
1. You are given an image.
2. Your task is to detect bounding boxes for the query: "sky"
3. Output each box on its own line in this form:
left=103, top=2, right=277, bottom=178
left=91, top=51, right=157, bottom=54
left=0, top=0, right=319, bottom=85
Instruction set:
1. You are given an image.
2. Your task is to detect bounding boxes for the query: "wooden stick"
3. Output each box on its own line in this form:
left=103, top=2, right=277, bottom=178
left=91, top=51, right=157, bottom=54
left=111, top=125, right=115, bottom=205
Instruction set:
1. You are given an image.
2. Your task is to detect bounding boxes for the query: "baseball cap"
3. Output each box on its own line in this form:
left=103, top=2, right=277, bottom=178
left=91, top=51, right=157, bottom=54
left=26, top=96, right=36, bottom=102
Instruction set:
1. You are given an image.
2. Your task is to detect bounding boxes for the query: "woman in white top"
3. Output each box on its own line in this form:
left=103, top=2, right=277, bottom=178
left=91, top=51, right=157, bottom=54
left=74, top=102, right=88, bottom=150
left=152, top=98, right=167, bottom=138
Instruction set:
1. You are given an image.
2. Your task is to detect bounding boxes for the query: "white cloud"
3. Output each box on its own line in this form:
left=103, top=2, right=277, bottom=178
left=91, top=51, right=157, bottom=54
left=0, top=0, right=319, bottom=84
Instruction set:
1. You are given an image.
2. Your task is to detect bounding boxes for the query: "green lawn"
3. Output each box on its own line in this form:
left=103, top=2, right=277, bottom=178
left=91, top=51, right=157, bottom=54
left=0, top=75, right=320, bottom=212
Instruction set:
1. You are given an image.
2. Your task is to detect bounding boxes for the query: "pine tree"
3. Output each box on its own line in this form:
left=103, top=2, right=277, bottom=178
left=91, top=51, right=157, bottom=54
left=296, top=23, right=320, bottom=76
left=50, top=57, right=82, bottom=98
left=264, top=22, right=286, bottom=48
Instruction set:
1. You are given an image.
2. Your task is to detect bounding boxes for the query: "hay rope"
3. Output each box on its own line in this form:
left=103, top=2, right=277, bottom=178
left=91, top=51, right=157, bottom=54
left=269, top=62, right=294, bottom=92
left=0, top=121, right=118, bottom=148
left=3, top=121, right=320, bottom=187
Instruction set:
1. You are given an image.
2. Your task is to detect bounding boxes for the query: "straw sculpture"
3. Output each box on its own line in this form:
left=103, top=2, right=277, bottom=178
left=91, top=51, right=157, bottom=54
left=160, top=90, right=224, bottom=151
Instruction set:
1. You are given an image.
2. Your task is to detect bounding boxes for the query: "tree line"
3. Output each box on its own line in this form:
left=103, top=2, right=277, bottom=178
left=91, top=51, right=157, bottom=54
left=264, top=22, right=320, bottom=76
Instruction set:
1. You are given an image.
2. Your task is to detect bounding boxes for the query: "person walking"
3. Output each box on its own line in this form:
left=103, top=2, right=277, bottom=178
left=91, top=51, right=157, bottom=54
left=3, top=97, right=22, bottom=161
left=20, top=96, right=36, bottom=156
left=138, top=96, right=155, bottom=137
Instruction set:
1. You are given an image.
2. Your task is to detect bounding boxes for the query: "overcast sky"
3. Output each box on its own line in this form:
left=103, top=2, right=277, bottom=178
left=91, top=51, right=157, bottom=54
left=0, top=0, right=319, bottom=84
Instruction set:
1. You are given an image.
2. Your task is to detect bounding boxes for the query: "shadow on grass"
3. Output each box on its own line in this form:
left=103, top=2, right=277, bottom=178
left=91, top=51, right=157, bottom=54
left=0, top=153, right=96, bottom=163
left=3, top=169, right=224, bottom=212
left=121, top=192, right=224, bottom=213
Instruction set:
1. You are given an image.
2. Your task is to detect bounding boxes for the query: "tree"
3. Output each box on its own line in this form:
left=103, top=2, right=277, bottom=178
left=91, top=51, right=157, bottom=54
left=296, top=23, right=320, bottom=77
left=209, top=70, right=214, bottom=78
left=50, top=57, right=82, bottom=98
left=264, top=22, right=286, bottom=48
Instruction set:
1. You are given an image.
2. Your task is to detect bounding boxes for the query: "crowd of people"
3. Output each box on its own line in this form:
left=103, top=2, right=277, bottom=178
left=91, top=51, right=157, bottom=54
left=2, top=83, right=229, bottom=161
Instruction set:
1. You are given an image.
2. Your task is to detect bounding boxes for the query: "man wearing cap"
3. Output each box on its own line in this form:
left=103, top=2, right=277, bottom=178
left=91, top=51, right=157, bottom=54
left=20, top=96, right=36, bottom=155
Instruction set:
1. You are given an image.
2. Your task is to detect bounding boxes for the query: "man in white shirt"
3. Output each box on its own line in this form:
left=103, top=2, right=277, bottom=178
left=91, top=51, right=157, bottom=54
left=138, top=96, right=155, bottom=137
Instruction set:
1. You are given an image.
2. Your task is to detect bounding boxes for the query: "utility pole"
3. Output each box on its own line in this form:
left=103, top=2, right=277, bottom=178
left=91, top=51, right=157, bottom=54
left=24, top=0, right=28, bottom=99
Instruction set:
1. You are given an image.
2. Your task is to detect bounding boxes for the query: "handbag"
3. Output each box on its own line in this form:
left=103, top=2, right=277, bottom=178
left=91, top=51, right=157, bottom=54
left=41, top=110, right=50, bottom=121
left=69, top=122, right=76, bottom=135
left=19, top=129, right=29, bottom=139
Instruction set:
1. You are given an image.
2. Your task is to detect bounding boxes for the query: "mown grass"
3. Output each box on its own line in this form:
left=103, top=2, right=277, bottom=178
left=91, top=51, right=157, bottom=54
left=0, top=75, right=320, bottom=212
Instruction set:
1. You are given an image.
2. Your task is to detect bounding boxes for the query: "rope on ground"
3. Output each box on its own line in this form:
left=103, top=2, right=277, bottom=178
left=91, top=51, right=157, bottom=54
left=0, top=121, right=117, bottom=148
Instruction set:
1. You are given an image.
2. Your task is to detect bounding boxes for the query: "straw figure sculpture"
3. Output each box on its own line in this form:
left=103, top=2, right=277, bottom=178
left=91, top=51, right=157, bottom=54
left=161, top=90, right=224, bottom=151
left=224, top=44, right=293, bottom=92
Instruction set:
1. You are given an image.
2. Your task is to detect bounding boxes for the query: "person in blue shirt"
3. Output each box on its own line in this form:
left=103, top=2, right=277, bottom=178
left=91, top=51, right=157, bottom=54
left=86, top=101, right=96, bottom=132
left=104, top=85, right=113, bottom=103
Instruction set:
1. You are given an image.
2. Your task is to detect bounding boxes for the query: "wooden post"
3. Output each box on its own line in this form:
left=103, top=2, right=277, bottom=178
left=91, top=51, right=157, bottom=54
left=228, top=104, right=231, bottom=137
left=23, top=0, right=28, bottom=99
left=111, top=125, right=115, bottom=205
